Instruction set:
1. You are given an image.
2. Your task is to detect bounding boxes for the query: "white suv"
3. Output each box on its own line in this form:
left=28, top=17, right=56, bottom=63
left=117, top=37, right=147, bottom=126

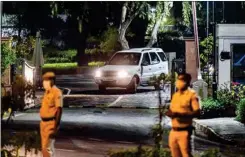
left=94, top=48, right=169, bottom=93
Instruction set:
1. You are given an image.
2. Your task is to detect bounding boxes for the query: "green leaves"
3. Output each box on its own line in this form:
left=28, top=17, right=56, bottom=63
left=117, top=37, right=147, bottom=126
left=236, top=99, right=245, bottom=123
left=182, top=1, right=192, bottom=27
left=200, top=34, right=213, bottom=69
left=1, top=130, right=41, bottom=156
left=1, top=43, right=16, bottom=75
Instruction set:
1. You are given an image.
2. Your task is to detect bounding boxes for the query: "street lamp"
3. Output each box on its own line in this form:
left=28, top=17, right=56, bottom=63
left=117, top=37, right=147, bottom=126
left=211, top=1, right=217, bottom=99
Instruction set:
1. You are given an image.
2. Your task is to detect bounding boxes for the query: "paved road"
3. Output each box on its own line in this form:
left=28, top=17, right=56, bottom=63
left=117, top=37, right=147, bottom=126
left=54, top=75, right=171, bottom=109
left=9, top=74, right=244, bottom=156
left=4, top=108, right=245, bottom=157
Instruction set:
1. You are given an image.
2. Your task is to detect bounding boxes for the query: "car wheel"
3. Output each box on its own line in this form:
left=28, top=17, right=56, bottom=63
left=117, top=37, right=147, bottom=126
left=127, top=77, right=137, bottom=94
left=99, top=85, right=106, bottom=93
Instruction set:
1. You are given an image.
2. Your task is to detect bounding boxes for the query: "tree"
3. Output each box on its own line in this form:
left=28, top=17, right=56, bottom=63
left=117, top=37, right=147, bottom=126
left=1, top=43, right=16, bottom=75
left=118, top=2, right=147, bottom=50
left=146, top=2, right=173, bottom=47
left=200, top=34, right=213, bottom=68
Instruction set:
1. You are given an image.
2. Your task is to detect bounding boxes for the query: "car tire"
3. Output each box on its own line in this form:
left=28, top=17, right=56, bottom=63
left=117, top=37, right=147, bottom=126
left=127, top=77, right=137, bottom=94
left=99, top=85, right=106, bottom=93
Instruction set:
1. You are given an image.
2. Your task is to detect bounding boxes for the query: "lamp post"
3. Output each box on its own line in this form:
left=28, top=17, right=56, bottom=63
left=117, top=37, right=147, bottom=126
left=211, top=1, right=217, bottom=99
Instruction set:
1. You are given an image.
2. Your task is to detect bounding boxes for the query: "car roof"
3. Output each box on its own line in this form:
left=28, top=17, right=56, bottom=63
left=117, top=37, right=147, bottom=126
left=117, top=48, right=164, bottom=53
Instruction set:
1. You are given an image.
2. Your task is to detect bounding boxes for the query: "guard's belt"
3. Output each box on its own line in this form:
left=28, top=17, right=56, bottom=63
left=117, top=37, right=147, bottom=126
left=172, top=126, right=194, bottom=132
left=42, top=117, right=56, bottom=121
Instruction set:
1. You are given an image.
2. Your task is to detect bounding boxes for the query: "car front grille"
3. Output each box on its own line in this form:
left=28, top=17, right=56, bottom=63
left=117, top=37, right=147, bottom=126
left=102, top=71, right=117, bottom=77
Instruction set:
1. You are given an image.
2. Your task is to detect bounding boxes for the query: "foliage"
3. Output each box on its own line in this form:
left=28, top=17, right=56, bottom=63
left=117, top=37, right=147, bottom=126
left=157, top=31, right=184, bottom=57
left=199, top=148, right=222, bottom=157
left=1, top=75, right=35, bottom=122
left=148, top=73, right=171, bottom=88
left=200, top=35, right=213, bottom=69
left=201, top=98, right=225, bottom=118
left=45, top=57, right=72, bottom=63
left=13, top=36, right=43, bottom=60
left=146, top=2, right=174, bottom=35
left=1, top=130, right=41, bottom=157
left=216, top=83, right=245, bottom=107
left=86, top=27, right=120, bottom=56
left=181, top=2, right=203, bottom=27
left=43, top=48, right=77, bottom=63
left=1, top=43, right=17, bottom=76
left=100, top=27, right=121, bottom=54
left=236, top=99, right=245, bottom=123
left=108, top=147, right=171, bottom=157
left=108, top=147, right=225, bottom=157
left=88, top=61, right=105, bottom=67
left=42, top=62, right=77, bottom=69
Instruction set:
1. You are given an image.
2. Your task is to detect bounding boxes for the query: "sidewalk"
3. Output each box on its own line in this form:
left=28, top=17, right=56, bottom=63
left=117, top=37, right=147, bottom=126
left=193, top=118, right=245, bottom=147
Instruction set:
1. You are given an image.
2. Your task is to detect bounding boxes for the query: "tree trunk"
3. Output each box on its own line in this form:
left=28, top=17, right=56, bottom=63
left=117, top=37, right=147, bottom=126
left=77, top=32, right=88, bottom=66
left=77, top=19, right=89, bottom=66
left=146, top=13, right=165, bottom=48
left=118, top=23, right=130, bottom=50
left=118, top=2, right=130, bottom=50
left=118, top=2, right=143, bottom=50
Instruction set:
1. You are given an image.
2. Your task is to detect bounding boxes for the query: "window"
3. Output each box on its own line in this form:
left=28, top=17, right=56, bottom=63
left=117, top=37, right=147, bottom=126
left=232, top=44, right=245, bottom=84
left=150, top=52, right=160, bottom=64
left=157, top=52, right=167, bottom=61
left=142, top=53, right=150, bottom=65
left=109, top=53, right=141, bottom=65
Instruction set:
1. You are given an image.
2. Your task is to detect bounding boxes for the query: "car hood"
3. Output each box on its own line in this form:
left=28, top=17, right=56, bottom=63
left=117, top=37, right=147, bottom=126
left=98, top=65, right=140, bottom=74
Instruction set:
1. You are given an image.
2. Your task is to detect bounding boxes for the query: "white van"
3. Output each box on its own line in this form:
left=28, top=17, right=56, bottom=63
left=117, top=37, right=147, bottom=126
left=94, top=48, right=169, bottom=93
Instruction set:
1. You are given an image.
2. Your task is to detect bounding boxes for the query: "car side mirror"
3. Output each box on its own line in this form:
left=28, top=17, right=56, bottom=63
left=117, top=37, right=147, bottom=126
left=220, top=51, right=231, bottom=61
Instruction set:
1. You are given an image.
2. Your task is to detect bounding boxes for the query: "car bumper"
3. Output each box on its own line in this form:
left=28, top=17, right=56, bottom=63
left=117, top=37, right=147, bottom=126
left=94, top=76, right=132, bottom=87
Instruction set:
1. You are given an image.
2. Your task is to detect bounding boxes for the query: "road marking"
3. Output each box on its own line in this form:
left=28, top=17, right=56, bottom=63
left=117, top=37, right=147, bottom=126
left=108, top=96, right=123, bottom=107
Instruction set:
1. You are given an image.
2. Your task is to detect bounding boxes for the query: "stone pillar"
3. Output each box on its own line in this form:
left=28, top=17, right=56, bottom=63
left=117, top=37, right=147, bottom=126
left=184, top=38, right=198, bottom=83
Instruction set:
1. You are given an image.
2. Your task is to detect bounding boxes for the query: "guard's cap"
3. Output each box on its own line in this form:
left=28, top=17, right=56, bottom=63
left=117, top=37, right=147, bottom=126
left=177, top=73, right=192, bottom=83
left=42, top=72, right=55, bottom=80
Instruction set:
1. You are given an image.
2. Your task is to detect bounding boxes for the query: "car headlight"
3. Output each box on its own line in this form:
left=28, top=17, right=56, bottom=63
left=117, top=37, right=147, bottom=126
left=117, top=71, right=129, bottom=78
left=95, top=71, right=102, bottom=77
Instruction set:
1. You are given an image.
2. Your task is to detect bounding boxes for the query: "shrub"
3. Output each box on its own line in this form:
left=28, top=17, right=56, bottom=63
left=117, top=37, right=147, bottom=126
left=88, top=61, right=105, bottom=67
left=1, top=130, right=41, bottom=157
left=45, top=57, right=71, bottom=63
left=199, top=148, right=222, bottom=157
left=201, top=98, right=225, bottom=118
left=236, top=99, right=245, bottom=123
left=1, top=75, right=35, bottom=122
left=216, top=83, right=236, bottom=108
left=42, top=63, right=77, bottom=69
left=1, top=43, right=16, bottom=75
left=43, top=48, right=77, bottom=63
left=108, top=147, right=171, bottom=157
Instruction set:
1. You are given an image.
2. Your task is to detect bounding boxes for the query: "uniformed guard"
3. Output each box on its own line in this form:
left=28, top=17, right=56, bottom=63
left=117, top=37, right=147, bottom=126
left=40, top=72, right=63, bottom=157
left=166, top=73, right=200, bottom=157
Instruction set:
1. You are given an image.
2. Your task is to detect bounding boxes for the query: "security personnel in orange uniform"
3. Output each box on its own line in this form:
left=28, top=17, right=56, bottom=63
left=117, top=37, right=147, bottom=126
left=40, top=72, right=63, bottom=157
left=166, top=73, right=200, bottom=157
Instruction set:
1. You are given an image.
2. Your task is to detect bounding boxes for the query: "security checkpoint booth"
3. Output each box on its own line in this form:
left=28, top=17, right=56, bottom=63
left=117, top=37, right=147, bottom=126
left=217, top=24, right=245, bottom=88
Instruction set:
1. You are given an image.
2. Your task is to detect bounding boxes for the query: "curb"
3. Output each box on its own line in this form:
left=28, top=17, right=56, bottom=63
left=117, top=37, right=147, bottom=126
left=193, top=120, right=245, bottom=147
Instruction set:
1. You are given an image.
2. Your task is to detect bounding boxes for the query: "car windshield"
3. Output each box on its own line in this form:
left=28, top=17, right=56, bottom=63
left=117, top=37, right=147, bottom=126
left=108, top=53, right=141, bottom=65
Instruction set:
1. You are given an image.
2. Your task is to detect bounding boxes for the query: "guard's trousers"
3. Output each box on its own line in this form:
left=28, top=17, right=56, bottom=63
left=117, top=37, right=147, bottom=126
left=169, top=129, right=193, bottom=157
left=40, top=120, right=56, bottom=157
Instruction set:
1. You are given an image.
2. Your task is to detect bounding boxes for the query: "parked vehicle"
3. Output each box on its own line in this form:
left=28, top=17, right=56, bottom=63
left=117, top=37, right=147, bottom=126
left=94, top=48, right=169, bottom=93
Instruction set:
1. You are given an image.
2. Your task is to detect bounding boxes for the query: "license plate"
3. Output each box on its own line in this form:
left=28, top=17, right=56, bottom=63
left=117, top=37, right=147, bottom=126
left=103, top=77, right=115, bottom=81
